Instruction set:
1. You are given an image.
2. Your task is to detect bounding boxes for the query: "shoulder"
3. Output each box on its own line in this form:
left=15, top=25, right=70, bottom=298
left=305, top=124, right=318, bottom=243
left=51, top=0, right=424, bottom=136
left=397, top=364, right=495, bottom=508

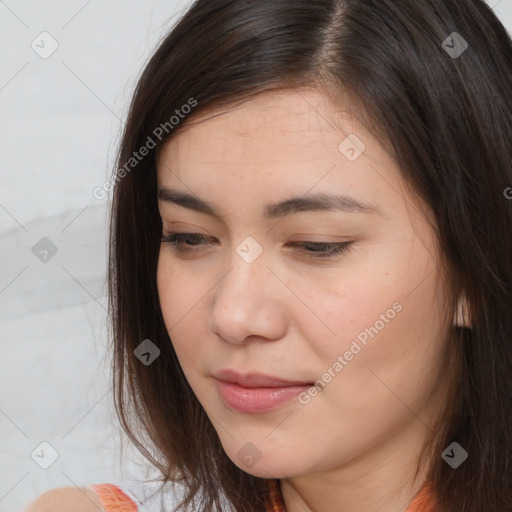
left=23, top=487, right=105, bottom=512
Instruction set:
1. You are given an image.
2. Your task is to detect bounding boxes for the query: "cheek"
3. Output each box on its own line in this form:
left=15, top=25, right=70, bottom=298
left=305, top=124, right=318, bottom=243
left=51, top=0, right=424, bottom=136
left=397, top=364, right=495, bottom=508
left=294, top=245, right=450, bottom=406
left=289, top=238, right=433, bottom=351
left=157, top=251, right=209, bottom=325
left=308, top=275, right=451, bottom=428
left=157, top=256, right=177, bottom=330
left=287, top=266, right=403, bottom=363
left=156, top=255, right=204, bottom=357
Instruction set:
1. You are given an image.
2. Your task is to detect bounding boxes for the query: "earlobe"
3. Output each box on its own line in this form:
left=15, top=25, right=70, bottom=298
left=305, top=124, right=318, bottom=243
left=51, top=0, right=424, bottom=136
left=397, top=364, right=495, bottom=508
left=453, top=295, right=472, bottom=328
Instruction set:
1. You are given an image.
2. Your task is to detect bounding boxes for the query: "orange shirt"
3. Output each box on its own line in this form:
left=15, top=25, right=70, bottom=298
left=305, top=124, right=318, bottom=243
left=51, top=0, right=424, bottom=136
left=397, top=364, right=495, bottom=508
left=89, top=479, right=435, bottom=512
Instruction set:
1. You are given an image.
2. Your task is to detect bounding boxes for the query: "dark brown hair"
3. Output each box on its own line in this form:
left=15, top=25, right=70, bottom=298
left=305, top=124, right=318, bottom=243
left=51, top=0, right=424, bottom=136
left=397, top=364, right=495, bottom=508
left=107, top=1, right=512, bottom=510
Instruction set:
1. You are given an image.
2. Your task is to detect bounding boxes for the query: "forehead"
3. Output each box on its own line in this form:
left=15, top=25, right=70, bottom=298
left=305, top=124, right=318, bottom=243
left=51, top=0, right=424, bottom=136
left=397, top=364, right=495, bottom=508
left=157, top=88, right=391, bottom=173
left=155, top=88, right=420, bottom=225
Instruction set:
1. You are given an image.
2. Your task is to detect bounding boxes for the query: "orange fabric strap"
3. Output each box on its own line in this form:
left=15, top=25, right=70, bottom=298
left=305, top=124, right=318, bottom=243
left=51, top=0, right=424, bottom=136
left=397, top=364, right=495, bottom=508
left=88, top=484, right=138, bottom=512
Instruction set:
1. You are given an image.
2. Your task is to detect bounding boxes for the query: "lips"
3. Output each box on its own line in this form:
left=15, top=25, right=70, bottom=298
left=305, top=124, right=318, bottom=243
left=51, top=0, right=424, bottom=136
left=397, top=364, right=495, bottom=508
left=213, top=369, right=314, bottom=413
left=213, top=368, right=312, bottom=388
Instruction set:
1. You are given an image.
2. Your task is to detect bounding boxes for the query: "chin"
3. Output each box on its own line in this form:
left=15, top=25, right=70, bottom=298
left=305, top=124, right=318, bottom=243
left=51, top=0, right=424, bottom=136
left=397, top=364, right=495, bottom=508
left=221, top=442, right=308, bottom=479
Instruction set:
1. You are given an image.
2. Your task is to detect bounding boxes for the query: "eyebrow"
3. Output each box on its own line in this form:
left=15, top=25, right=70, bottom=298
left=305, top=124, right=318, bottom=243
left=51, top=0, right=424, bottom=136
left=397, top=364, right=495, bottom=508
left=158, top=186, right=383, bottom=219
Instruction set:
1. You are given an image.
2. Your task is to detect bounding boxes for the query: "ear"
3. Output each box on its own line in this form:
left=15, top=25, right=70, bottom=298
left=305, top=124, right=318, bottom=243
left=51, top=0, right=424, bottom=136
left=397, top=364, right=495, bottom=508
left=453, top=295, right=472, bottom=328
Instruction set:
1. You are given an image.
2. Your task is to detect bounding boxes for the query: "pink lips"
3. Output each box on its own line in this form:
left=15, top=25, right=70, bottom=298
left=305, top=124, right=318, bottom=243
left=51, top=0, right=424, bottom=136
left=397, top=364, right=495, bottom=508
left=214, top=369, right=313, bottom=413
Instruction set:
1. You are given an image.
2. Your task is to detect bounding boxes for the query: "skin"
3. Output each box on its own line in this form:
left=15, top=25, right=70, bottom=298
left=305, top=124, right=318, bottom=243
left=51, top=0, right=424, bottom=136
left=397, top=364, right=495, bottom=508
left=156, top=88, right=458, bottom=512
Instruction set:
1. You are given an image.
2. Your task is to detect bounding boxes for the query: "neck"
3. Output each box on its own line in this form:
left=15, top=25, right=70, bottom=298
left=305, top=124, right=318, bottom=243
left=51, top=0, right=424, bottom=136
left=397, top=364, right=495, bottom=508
left=280, top=418, right=434, bottom=512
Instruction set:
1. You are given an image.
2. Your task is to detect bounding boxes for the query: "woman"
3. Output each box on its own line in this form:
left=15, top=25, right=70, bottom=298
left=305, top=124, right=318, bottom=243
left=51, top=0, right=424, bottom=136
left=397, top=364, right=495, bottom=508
left=25, top=0, right=512, bottom=510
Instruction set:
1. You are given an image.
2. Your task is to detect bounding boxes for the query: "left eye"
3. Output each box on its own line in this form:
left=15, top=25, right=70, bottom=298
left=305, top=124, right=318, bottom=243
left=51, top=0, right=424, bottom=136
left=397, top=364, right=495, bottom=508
left=287, top=241, right=352, bottom=258
left=161, top=232, right=352, bottom=259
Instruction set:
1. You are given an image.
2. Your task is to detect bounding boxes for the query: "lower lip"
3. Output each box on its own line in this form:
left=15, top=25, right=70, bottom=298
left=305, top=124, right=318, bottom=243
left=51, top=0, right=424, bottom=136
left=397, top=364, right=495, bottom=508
left=215, top=379, right=311, bottom=413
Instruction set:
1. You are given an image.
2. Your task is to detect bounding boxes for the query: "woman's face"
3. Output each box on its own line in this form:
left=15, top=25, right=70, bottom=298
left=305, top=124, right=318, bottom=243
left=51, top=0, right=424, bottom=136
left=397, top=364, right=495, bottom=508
left=156, top=88, right=454, bottom=481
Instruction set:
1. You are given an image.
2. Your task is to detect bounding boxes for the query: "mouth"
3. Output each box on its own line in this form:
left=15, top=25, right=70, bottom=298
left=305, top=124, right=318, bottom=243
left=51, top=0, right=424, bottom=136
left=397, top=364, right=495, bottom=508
left=213, top=368, right=314, bottom=413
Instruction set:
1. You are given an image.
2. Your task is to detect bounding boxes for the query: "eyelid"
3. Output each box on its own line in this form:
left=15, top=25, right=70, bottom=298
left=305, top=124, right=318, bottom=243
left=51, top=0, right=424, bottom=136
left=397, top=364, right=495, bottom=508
left=161, top=220, right=216, bottom=237
left=161, top=231, right=353, bottom=259
left=287, top=233, right=353, bottom=243
left=160, top=231, right=351, bottom=244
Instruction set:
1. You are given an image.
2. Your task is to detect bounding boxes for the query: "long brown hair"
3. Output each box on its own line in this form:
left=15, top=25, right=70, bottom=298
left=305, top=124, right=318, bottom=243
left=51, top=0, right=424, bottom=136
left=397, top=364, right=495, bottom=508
left=107, top=1, right=512, bottom=510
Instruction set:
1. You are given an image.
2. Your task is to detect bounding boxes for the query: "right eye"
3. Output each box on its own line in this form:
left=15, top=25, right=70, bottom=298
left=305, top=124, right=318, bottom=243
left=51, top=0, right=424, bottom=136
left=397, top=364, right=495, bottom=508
left=161, top=232, right=215, bottom=254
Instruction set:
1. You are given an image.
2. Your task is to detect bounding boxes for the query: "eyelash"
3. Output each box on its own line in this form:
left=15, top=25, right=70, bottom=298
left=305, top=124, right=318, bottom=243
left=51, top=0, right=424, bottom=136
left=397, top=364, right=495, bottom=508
left=160, top=232, right=352, bottom=259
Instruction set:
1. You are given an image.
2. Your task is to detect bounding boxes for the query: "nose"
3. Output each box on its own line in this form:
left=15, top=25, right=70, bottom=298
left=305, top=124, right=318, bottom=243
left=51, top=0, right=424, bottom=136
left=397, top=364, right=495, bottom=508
left=209, top=252, right=289, bottom=345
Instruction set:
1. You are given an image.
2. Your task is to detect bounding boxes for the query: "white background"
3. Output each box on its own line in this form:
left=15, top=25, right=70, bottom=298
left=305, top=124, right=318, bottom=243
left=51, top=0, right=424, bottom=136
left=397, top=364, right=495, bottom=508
left=1, top=1, right=511, bottom=510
